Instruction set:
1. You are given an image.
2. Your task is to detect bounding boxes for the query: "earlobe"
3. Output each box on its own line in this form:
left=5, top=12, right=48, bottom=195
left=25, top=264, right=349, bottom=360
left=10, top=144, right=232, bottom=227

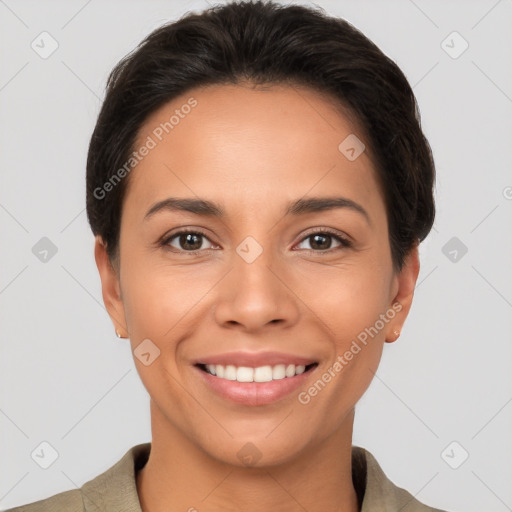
left=94, top=235, right=128, bottom=338
left=385, top=244, right=420, bottom=343
left=387, top=327, right=401, bottom=343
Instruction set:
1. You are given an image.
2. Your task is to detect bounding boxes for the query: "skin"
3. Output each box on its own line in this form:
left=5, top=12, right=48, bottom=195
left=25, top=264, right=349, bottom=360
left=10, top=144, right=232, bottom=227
left=95, top=83, right=420, bottom=512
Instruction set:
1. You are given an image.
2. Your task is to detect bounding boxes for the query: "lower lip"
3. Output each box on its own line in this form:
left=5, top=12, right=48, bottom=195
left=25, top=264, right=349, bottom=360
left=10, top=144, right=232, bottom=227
left=194, top=365, right=317, bottom=406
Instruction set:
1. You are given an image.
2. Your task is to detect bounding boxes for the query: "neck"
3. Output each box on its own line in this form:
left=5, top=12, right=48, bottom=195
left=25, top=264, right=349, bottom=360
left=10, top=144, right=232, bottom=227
left=136, top=401, right=359, bottom=512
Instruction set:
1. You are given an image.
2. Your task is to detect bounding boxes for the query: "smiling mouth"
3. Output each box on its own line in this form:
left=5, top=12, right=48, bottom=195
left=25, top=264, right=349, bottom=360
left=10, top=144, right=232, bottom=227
left=196, top=362, right=318, bottom=383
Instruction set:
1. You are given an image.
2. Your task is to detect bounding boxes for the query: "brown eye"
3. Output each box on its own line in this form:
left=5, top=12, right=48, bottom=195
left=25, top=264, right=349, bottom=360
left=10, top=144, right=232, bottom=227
left=309, top=233, right=333, bottom=250
left=164, top=231, right=214, bottom=252
left=295, top=230, right=351, bottom=252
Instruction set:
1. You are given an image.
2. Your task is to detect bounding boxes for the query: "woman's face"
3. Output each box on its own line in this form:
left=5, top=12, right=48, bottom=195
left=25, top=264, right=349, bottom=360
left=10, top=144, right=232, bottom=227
left=96, top=83, right=418, bottom=467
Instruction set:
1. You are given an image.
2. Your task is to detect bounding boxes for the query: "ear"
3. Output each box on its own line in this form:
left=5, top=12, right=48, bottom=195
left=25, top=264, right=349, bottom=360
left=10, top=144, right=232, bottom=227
left=385, top=243, right=420, bottom=343
left=94, top=235, right=128, bottom=338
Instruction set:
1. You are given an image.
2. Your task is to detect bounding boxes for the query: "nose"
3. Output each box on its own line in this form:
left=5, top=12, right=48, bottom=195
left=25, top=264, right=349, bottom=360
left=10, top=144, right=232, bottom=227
left=213, top=243, right=300, bottom=332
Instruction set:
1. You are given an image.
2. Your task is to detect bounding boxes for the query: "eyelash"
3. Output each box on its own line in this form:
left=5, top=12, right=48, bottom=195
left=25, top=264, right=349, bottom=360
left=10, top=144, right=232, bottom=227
left=160, top=227, right=353, bottom=255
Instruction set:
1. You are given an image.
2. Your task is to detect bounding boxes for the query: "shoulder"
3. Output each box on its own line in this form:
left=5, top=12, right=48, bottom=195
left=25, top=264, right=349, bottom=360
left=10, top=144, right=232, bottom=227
left=352, top=446, right=450, bottom=512
left=2, top=489, right=83, bottom=512
left=3, top=443, right=151, bottom=512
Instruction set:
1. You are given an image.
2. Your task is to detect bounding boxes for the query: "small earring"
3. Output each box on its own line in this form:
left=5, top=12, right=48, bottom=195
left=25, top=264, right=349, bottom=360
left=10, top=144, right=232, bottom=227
left=116, top=330, right=125, bottom=339
left=393, top=329, right=401, bottom=340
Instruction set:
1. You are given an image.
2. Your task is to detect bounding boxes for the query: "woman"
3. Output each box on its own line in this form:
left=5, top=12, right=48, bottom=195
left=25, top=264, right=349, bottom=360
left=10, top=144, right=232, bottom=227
left=6, top=1, right=449, bottom=510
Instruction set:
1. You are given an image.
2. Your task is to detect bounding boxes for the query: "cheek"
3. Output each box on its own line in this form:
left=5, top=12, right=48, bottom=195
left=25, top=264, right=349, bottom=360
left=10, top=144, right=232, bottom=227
left=293, top=257, right=391, bottom=335
left=294, top=267, right=389, bottom=431
left=121, top=259, right=221, bottom=344
left=294, top=258, right=390, bottom=389
left=119, top=262, right=208, bottom=413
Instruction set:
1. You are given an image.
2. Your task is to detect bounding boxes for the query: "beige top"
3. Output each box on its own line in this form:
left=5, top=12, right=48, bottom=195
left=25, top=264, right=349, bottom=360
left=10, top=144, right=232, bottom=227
left=5, top=443, right=448, bottom=511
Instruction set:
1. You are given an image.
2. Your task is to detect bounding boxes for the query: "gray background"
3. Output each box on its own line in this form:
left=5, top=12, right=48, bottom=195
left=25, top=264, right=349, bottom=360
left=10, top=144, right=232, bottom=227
left=1, top=0, right=511, bottom=510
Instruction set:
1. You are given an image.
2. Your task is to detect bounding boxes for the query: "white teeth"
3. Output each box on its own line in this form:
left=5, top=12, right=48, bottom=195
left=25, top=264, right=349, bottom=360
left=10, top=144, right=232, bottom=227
left=254, top=365, right=273, bottom=382
left=237, top=366, right=254, bottom=382
left=272, top=364, right=286, bottom=380
left=203, top=363, right=311, bottom=382
left=285, top=364, right=296, bottom=378
left=224, top=365, right=237, bottom=381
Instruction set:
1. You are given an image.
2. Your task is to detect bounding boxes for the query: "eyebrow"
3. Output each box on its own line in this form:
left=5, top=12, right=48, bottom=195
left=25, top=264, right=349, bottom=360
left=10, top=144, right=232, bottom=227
left=144, top=196, right=371, bottom=224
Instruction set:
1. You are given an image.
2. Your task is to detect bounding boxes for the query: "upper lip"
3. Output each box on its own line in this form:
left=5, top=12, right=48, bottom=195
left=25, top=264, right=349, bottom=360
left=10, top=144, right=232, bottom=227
left=194, top=351, right=317, bottom=368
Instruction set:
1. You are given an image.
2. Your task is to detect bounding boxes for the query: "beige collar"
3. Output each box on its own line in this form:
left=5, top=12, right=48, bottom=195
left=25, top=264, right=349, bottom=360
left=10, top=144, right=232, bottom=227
left=77, top=443, right=446, bottom=512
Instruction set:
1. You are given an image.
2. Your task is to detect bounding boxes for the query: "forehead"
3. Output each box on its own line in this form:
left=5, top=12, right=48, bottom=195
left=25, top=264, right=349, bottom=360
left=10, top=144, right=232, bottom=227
left=125, top=83, right=383, bottom=218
